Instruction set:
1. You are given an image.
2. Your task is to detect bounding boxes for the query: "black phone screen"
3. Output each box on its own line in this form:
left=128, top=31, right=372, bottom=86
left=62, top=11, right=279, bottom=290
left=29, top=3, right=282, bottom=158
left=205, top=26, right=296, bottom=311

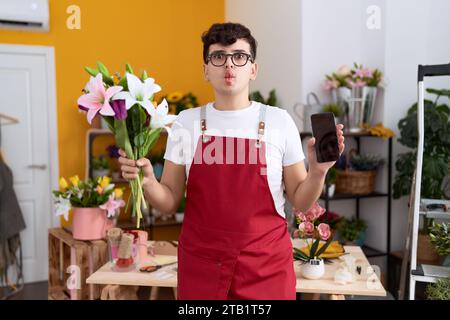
left=310, top=112, right=340, bottom=163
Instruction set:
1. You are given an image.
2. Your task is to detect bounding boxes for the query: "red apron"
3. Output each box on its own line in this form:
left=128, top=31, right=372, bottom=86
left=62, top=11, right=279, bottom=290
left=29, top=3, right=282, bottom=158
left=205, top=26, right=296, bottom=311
left=177, top=104, right=296, bottom=300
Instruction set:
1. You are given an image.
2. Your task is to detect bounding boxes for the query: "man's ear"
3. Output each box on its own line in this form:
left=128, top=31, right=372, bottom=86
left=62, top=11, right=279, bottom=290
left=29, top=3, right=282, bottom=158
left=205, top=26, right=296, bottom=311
left=250, top=62, right=258, bottom=81
left=203, top=64, right=209, bottom=81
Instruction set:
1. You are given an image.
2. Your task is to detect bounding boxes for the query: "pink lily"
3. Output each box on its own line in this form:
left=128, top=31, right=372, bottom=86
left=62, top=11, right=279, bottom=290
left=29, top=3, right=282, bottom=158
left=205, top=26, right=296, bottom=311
left=100, top=194, right=125, bottom=218
left=77, top=74, right=123, bottom=124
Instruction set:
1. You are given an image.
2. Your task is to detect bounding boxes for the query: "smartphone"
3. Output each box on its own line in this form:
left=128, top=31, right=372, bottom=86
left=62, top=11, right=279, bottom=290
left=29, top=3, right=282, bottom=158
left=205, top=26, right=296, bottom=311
left=310, top=112, right=340, bottom=163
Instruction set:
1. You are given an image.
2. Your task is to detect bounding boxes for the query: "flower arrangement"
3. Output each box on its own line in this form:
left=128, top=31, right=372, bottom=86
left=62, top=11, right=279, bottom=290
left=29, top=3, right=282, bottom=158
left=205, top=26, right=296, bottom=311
left=324, top=63, right=384, bottom=90
left=77, top=61, right=177, bottom=228
left=292, top=202, right=335, bottom=262
left=317, top=210, right=342, bottom=231
left=53, top=175, right=125, bottom=221
left=160, top=91, right=199, bottom=115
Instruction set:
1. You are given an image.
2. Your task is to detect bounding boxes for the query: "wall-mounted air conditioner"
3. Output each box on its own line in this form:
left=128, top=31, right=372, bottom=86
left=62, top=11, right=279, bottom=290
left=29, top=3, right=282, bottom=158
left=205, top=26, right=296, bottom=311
left=0, top=0, right=49, bottom=32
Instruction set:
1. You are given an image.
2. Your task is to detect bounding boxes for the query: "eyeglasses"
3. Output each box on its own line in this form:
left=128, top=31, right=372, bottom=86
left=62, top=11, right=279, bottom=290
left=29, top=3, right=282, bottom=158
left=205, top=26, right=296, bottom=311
left=207, top=52, right=254, bottom=67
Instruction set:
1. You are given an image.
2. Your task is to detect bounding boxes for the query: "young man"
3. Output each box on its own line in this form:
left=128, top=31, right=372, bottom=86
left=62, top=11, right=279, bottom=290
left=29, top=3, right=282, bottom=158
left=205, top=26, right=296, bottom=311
left=119, top=22, right=345, bottom=300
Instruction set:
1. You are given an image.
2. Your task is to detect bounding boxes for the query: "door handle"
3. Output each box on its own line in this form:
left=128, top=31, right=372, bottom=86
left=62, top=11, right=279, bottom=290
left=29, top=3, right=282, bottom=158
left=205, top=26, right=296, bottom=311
left=27, top=164, right=47, bottom=170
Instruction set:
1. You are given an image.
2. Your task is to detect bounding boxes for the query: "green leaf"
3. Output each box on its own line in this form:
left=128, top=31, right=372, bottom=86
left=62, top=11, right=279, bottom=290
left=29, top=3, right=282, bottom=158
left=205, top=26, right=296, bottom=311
left=97, top=61, right=110, bottom=77
left=141, top=70, right=148, bottom=81
left=118, top=76, right=128, bottom=91
left=126, top=63, right=134, bottom=74
left=96, top=61, right=114, bottom=86
left=101, top=116, right=115, bottom=133
left=309, top=239, right=320, bottom=258
left=114, top=119, right=134, bottom=159
left=84, top=66, right=99, bottom=77
left=316, top=236, right=335, bottom=257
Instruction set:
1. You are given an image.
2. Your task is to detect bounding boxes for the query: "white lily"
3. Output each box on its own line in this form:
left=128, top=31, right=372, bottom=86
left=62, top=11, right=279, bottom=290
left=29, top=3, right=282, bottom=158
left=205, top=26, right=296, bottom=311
left=148, top=99, right=178, bottom=135
left=54, top=195, right=71, bottom=221
left=113, top=72, right=161, bottom=112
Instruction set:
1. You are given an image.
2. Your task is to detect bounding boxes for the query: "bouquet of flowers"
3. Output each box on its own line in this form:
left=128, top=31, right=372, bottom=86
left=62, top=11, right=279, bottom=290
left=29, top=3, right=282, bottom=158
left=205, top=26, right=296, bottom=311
left=54, top=175, right=125, bottom=221
left=324, top=63, right=384, bottom=90
left=292, top=202, right=341, bottom=262
left=77, top=61, right=177, bottom=228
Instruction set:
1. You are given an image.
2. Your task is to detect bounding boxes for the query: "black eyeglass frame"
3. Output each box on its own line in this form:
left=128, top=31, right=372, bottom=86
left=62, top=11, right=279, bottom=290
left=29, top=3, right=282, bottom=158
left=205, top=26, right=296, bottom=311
left=206, top=52, right=255, bottom=67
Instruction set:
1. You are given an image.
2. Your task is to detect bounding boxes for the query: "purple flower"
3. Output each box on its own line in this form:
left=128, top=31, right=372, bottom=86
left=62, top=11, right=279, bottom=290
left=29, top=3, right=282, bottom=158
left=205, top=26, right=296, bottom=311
left=110, top=99, right=127, bottom=120
left=106, top=144, right=120, bottom=158
left=78, top=104, right=88, bottom=112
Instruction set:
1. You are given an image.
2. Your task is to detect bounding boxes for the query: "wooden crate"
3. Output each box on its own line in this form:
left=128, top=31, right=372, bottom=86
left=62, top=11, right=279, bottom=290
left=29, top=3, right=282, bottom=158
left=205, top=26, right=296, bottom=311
left=48, top=228, right=108, bottom=300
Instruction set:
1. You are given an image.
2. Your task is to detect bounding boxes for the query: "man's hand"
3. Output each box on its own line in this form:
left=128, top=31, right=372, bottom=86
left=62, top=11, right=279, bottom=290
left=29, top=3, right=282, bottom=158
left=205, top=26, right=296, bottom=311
left=307, top=124, right=345, bottom=176
left=118, top=149, right=157, bottom=188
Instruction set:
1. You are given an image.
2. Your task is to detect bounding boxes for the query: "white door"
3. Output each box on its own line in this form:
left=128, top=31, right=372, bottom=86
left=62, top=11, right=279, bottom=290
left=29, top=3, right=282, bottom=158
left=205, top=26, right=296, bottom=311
left=0, top=44, right=59, bottom=283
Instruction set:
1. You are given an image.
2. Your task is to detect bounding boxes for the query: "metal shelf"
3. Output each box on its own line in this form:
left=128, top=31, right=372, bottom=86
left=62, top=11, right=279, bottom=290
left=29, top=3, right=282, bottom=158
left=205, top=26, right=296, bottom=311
left=300, top=131, right=393, bottom=291
left=363, top=245, right=387, bottom=258
left=411, top=264, right=450, bottom=283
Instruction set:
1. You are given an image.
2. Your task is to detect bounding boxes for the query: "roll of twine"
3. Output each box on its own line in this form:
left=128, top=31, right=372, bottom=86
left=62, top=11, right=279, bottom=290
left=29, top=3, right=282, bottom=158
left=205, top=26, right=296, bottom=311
left=118, top=233, right=133, bottom=259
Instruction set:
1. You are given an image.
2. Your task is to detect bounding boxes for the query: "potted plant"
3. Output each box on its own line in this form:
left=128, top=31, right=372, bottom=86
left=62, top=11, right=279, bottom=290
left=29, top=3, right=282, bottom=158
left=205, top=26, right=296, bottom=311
left=426, top=277, right=450, bottom=300
left=323, top=167, right=337, bottom=197
left=393, top=88, right=450, bottom=262
left=317, top=210, right=343, bottom=232
left=53, top=175, right=125, bottom=240
left=324, top=63, right=384, bottom=130
left=337, top=217, right=368, bottom=246
left=249, top=89, right=278, bottom=106
left=429, top=222, right=450, bottom=267
left=292, top=202, right=334, bottom=280
left=336, top=151, right=384, bottom=195
left=92, top=155, right=110, bottom=179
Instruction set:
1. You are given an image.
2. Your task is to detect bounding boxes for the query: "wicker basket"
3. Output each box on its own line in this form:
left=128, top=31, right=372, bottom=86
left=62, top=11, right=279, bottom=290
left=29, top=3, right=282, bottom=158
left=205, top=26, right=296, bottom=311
left=335, top=169, right=377, bottom=195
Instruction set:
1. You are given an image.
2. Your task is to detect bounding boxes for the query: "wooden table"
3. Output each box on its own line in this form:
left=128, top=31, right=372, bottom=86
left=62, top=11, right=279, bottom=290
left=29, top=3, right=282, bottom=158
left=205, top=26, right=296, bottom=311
left=87, top=239, right=386, bottom=300
left=293, top=239, right=387, bottom=300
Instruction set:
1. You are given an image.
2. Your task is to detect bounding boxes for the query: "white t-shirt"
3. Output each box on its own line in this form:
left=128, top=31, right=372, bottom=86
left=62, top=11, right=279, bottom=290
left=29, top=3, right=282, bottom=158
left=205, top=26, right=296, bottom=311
left=163, top=101, right=305, bottom=218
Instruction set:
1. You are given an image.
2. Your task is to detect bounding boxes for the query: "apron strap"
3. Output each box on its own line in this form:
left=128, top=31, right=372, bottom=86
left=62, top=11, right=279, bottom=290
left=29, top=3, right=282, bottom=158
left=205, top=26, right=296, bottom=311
left=200, top=106, right=209, bottom=142
left=200, top=103, right=267, bottom=146
left=256, top=104, right=266, bottom=148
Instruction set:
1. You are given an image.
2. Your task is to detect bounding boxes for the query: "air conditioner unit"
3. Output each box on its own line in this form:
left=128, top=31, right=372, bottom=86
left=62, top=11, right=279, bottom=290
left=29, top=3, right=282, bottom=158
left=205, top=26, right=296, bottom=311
left=0, top=0, right=49, bottom=32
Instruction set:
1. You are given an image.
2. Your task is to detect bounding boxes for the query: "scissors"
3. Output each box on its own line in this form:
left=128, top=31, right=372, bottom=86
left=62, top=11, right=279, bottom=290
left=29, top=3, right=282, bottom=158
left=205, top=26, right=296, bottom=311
left=139, top=265, right=161, bottom=273
left=139, top=261, right=177, bottom=273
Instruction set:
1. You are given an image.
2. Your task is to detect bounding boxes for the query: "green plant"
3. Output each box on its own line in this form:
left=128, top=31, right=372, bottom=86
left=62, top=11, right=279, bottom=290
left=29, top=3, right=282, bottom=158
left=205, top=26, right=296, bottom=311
left=429, top=222, right=450, bottom=256
left=53, top=176, right=124, bottom=220
left=394, top=88, right=450, bottom=199
left=92, top=155, right=109, bottom=170
left=393, top=88, right=450, bottom=234
left=326, top=167, right=337, bottom=184
left=249, top=89, right=278, bottom=106
left=350, top=154, right=385, bottom=171
left=322, top=103, right=343, bottom=117
left=293, top=202, right=334, bottom=262
left=426, top=277, right=450, bottom=300
left=337, top=217, right=368, bottom=242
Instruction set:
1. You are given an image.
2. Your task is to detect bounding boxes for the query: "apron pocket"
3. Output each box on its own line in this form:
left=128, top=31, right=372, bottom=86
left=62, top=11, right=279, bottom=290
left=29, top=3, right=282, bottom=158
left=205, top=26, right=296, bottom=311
left=178, top=245, right=222, bottom=300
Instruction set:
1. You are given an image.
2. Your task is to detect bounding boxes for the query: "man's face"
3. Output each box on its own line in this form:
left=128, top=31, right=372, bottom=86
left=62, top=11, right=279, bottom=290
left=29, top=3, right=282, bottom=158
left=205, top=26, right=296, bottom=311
left=203, top=39, right=258, bottom=96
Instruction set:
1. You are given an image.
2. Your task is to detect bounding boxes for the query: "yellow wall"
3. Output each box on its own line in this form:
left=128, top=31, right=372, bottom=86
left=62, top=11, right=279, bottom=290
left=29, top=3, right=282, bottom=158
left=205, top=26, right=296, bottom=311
left=0, top=0, right=223, bottom=183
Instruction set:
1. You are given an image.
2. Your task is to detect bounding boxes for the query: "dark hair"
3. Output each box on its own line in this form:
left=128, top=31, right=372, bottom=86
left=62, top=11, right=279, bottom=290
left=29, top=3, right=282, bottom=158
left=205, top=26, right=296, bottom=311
left=201, top=22, right=257, bottom=64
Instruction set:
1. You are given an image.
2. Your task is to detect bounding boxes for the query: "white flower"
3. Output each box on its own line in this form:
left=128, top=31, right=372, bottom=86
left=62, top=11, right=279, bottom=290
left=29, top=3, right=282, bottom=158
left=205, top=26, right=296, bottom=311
left=112, top=73, right=161, bottom=112
left=147, top=99, right=177, bottom=135
left=54, top=196, right=71, bottom=221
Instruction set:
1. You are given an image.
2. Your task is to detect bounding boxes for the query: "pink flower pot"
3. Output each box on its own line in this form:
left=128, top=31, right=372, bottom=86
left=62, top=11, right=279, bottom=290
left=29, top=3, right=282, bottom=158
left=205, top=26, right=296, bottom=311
left=72, top=207, right=112, bottom=240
